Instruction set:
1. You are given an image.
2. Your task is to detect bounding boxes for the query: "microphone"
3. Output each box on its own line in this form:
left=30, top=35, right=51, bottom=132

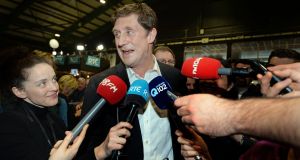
left=181, top=57, right=254, bottom=79
left=218, top=68, right=253, bottom=76
left=71, top=75, right=127, bottom=142
left=149, top=76, right=194, bottom=139
left=123, top=79, right=149, bottom=123
left=181, top=57, right=292, bottom=94
left=181, top=57, right=222, bottom=79
left=112, top=79, right=149, bottom=159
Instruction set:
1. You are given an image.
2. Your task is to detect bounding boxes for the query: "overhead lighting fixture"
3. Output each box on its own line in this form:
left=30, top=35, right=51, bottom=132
left=77, top=44, right=85, bottom=51
left=96, top=44, right=104, bottom=51
left=54, top=33, right=60, bottom=37
left=99, top=0, right=106, bottom=4
left=49, top=39, right=59, bottom=49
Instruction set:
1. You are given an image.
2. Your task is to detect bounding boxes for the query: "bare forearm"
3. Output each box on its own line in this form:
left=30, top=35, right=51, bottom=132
left=232, top=97, right=300, bottom=147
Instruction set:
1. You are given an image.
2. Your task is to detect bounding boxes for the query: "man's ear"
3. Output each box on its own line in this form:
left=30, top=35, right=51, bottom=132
left=11, top=87, right=27, bottom=99
left=147, top=28, right=157, bottom=44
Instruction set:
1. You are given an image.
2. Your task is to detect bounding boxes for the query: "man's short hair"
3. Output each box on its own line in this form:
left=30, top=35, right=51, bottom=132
left=153, top=46, right=175, bottom=59
left=268, top=49, right=300, bottom=63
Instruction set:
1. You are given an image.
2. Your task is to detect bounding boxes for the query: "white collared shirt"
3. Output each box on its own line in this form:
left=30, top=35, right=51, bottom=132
left=126, top=57, right=174, bottom=160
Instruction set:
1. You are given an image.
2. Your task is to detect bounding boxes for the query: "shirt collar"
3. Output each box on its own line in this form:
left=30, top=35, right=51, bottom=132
left=126, top=55, right=161, bottom=81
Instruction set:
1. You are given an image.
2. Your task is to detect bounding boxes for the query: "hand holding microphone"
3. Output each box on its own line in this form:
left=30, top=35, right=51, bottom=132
left=149, top=76, right=194, bottom=139
left=111, top=79, right=149, bottom=159
left=123, top=79, right=149, bottom=123
left=149, top=76, right=210, bottom=160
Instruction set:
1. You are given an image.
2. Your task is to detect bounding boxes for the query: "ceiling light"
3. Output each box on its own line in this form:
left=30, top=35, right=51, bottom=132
left=49, top=39, right=59, bottom=49
left=99, top=0, right=106, bottom=4
left=77, top=44, right=85, bottom=51
left=54, top=33, right=60, bottom=37
left=96, top=44, right=104, bottom=51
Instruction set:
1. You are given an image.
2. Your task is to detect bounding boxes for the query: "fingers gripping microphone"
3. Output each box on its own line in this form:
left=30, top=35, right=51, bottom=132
left=71, top=75, right=127, bottom=142
left=250, top=60, right=292, bottom=94
left=112, top=79, right=149, bottom=159
left=149, top=76, right=194, bottom=139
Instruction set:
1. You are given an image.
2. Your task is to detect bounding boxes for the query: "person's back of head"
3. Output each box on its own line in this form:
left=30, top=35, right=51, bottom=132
left=58, top=75, right=78, bottom=97
left=154, top=46, right=176, bottom=67
left=268, top=49, right=300, bottom=66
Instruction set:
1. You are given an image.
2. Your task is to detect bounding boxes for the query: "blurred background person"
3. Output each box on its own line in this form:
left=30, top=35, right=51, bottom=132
left=69, top=77, right=86, bottom=129
left=154, top=45, right=176, bottom=67
left=267, top=48, right=300, bottom=67
left=198, top=57, right=239, bottom=99
left=262, top=49, right=300, bottom=97
left=232, top=59, right=262, bottom=99
left=58, top=74, right=79, bottom=129
left=69, top=77, right=86, bottom=103
left=186, top=77, right=199, bottom=94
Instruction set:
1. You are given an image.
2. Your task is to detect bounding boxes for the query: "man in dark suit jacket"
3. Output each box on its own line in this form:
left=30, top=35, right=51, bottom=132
left=77, top=3, right=187, bottom=160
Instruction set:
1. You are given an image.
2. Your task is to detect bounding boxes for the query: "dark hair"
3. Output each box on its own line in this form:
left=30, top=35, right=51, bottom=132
left=153, top=46, right=176, bottom=59
left=0, top=46, right=51, bottom=105
left=112, top=3, right=157, bottom=33
left=268, top=49, right=300, bottom=63
left=233, top=59, right=253, bottom=67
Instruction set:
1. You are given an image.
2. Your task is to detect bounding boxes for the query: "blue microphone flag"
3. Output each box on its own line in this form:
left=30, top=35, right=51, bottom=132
left=149, top=76, right=173, bottom=109
left=127, top=79, right=149, bottom=101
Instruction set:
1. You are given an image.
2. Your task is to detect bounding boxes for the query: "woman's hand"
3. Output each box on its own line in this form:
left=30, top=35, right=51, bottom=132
left=49, top=124, right=89, bottom=160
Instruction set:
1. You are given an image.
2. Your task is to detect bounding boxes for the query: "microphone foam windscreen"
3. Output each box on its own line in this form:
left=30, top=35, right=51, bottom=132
left=127, top=79, right=149, bottom=102
left=125, top=79, right=149, bottom=107
left=149, top=76, right=173, bottom=109
left=181, top=57, right=222, bottom=79
left=97, top=75, right=127, bottom=105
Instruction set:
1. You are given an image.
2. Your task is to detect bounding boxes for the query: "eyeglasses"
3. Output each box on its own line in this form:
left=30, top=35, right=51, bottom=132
left=157, top=59, right=175, bottom=66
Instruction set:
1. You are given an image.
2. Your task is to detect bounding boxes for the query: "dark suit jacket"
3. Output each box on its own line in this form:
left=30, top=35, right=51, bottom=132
left=78, top=62, right=187, bottom=160
left=0, top=101, right=66, bottom=160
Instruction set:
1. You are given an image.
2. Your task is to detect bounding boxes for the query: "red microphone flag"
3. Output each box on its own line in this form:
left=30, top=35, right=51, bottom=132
left=181, top=57, right=222, bottom=79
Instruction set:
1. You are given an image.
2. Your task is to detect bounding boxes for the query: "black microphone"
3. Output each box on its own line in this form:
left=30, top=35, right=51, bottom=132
left=250, top=60, right=293, bottom=94
left=111, top=79, right=149, bottom=159
left=218, top=68, right=254, bottom=76
left=124, top=79, right=149, bottom=123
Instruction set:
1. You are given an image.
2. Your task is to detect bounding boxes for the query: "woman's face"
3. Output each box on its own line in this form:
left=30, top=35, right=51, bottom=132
left=16, top=63, right=59, bottom=107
